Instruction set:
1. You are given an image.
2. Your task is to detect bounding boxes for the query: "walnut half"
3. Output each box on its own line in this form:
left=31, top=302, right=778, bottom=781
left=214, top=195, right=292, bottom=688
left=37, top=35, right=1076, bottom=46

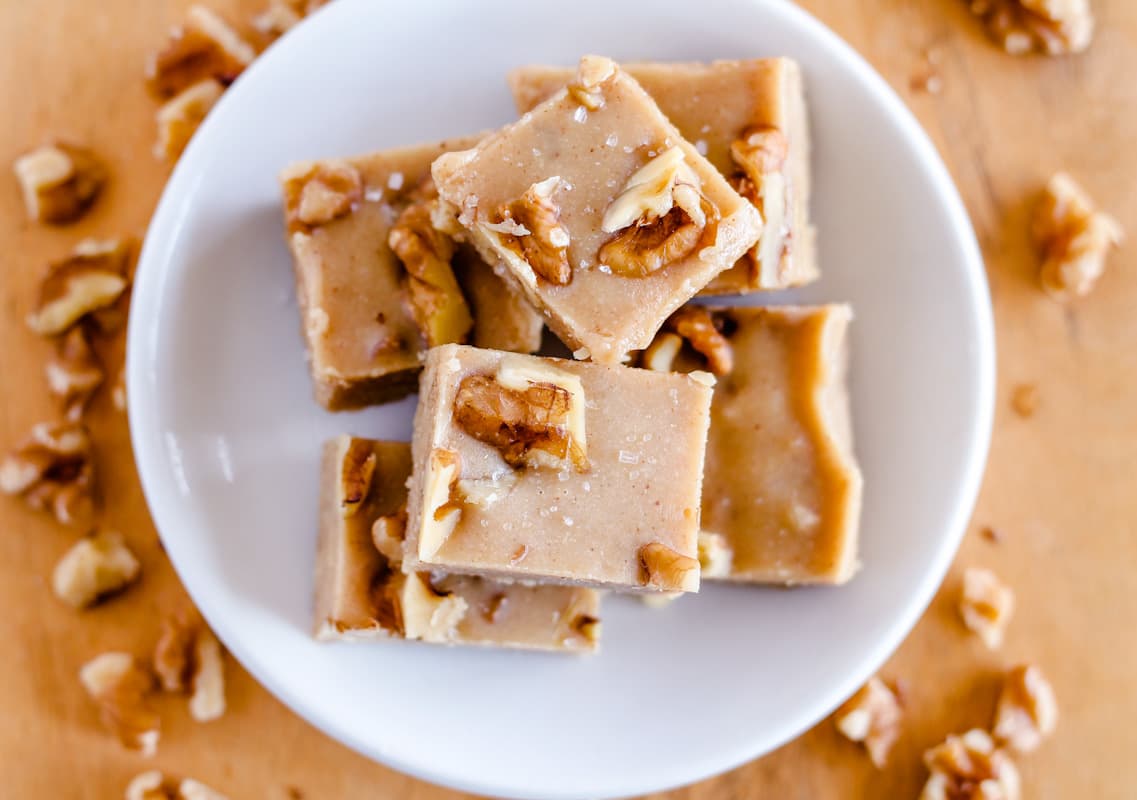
left=1033, top=172, right=1123, bottom=300
left=52, top=529, right=140, bottom=609
left=920, top=729, right=1020, bottom=800
left=0, top=420, right=95, bottom=526
left=486, top=176, right=572, bottom=285
left=79, top=652, right=160, bottom=755
left=13, top=142, right=107, bottom=224
left=992, top=664, right=1058, bottom=753
left=969, top=0, right=1094, bottom=56
left=834, top=676, right=904, bottom=768
left=27, top=238, right=131, bottom=337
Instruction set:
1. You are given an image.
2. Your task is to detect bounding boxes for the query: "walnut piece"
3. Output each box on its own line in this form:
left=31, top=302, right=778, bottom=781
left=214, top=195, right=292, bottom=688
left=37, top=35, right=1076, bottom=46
left=152, top=611, right=226, bottom=721
left=52, top=529, right=140, bottom=609
left=599, top=146, right=712, bottom=277
left=731, top=127, right=788, bottom=286
left=490, top=176, right=572, bottom=285
left=455, top=469, right=518, bottom=508
left=959, top=566, right=1015, bottom=649
left=697, top=530, right=733, bottom=578
left=399, top=572, right=469, bottom=643
left=155, top=78, right=225, bottom=161
left=27, top=238, right=131, bottom=336
left=666, top=305, right=733, bottom=376
left=921, top=729, right=1020, bottom=800
left=125, top=771, right=228, bottom=800
left=251, top=0, right=330, bottom=43
left=46, top=327, right=104, bottom=421
left=566, top=54, right=616, bottom=111
left=1033, top=172, right=1122, bottom=300
left=189, top=627, right=226, bottom=722
left=419, top=448, right=462, bottom=559
left=389, top=201, right=474, bottom=347
left=281, top=159, right=364, bottom=231
left=154, top=610, right=201, bottom=692
left=339, top=438, right=377, bottom=517
left=969, top=0, right=1094, bottom=56
left=993, top=664, right=1058, bottom=753
left=0, top=420, right=95, bottom=526
left=638, top=542, right=700, bottom=592
left=561, top=612, right=602, bottom=648
left=146, top=5, right=256, bottom=98
left=834, top=676, right=904, bottom=768
left=641, top=331, right=683, bottom=372
left=13, top=142, right=107, bottom=224
left=370, top=513, right=407, bottom=562
left=79, top=652, right=160, bottom=755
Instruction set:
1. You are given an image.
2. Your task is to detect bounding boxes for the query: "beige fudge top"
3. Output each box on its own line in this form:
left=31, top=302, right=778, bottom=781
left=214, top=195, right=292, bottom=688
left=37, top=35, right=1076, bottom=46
left=508, top=59, right=815, bottom=295
left=643, top=305, right=861, bottom=584
left=432, top=56, right=763, bottom=363
left=280, top=138, right=543, bottom=410
left=404, top=344, right=713, bottom=591
left=314, top=435, right=601, bottom=652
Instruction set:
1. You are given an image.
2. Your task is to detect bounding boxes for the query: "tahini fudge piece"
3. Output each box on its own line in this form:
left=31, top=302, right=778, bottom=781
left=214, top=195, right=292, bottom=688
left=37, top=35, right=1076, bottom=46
left=314, top=436, right=601, bottom=652
left=432, top=56, right=763, bottom=363
left=508, top=58, right=815, bottom=294
left=640, top=305, right=862, bottom=584
left=404, top=344, right=714, bottom=591
left=280, top=138, right=543, bottom=410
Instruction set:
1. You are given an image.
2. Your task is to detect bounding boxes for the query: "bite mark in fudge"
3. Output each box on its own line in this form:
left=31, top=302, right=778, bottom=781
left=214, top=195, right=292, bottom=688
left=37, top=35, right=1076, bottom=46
left=640, top=305, right=862, bottom=584
left=508, top=58, right=815, bottom=295
left=434, top=56, right=762, bottom=363
left=314, top=435, right=601, bottom=652
left=404, top=345, right=713, bottom=591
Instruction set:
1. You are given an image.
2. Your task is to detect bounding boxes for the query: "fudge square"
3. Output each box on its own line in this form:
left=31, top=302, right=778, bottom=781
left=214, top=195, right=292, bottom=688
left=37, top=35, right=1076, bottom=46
left=403, top=344, right=714, bottom=592
left=508, top=58, right=816, bottom=295
left=280, top=137, right=543, bottom=410
left=432, top=56, right=763, bottom=364
left=314, top=435, right=601, bottom=652
left=640, top=305, right=862, bottom=584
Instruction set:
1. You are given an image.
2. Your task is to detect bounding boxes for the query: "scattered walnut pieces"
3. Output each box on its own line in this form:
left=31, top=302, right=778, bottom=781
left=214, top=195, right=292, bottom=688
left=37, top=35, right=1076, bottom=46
left=834, top=676, right=904, bottom=768
left=146, top=4, right=256, bottom=99
left=125, top=770, right=228, bottom=800
left=1033, top=172, right=1123, bottom=300
left=666, top=306, right=733, bottom=376
left=281, top=159, right=363, bottom=231
left=638, top=542, right=700, bottom=592
left=13, top=142, right=107, bottom=224
left=959, top=566, right=1015, bottom=649
left=46, top=327, right=104, bottom=421
left=399, top=572, right=468, bottom=643
left=490, top=176, right=572, bottom=285
left=0, top=420, right=95, bottom=526
left=993, top=664, right=1058, bottom=753
left=27, top=238, right=131, bottom=336
left=969, top=0, right=1094, bottom=56
left=696, top=530, right=733, bottom=578
left=920, top=729, right=1020, bottom=800
left=52, top=529, right=140, bottom=609
left=79, top=652, right=160, bottom=755
left=155, top=78, right=225, bottom=161
left=389, top=201, right=474, bottom=346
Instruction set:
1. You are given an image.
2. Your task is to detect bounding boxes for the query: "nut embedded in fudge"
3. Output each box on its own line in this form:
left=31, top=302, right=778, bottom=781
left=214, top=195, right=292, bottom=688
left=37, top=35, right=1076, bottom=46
left=403, top=345, right=714, bottom=592
left=432, top=55, right=763, bottom=363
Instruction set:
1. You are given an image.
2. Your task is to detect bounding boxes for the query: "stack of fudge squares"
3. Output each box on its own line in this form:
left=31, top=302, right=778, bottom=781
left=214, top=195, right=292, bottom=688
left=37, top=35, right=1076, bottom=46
left=281, top=56, right=863, bottom=655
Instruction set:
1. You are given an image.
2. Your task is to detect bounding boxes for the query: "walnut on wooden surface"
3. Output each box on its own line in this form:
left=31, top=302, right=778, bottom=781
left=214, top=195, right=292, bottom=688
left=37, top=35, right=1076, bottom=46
left=152, top=610, right=226, bottom=722
left=1033, top=172, right=1123, bottom=300
left=638, top=542, right=699, bottom=592
left=281, top=159, right=363, bottom=231
left=834, top=676, right=904, bottom=768
left=0, top=420, right=95, bottom=526
left=153, top=610, right=201, bottom=692
left=993, top=664, right=1058, bottom=753
left=968, top=0, right=1094, bottom=56
left=666, top=306, right=733, bottom=376
left=79, top=652, right=160, bottom=755
left=251, top=0, right=330, bottom=44
left=189, top=627, right=226, bottom=722
left=155, top=78, right=225, bottom=161
left=27, top=238, right=131, bottom=336
left=125, top=771, right=228, bottom=800
left=146, top=4, right=256, bottom=98
left=13, top=142, right=107, bottom=224
left=52, top=529, right=140, bottom=609
left=920, top=729, right=1020, bottom=800
left=490, top=176, right=572, bottom=285
left=46, top=327, right=104, bottom=421
left=959, top=566, right=1015, bottom=649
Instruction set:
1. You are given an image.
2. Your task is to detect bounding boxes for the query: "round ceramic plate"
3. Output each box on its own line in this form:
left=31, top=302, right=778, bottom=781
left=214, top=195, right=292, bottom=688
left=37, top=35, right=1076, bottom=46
left=128, top=0, right=994, bottom=797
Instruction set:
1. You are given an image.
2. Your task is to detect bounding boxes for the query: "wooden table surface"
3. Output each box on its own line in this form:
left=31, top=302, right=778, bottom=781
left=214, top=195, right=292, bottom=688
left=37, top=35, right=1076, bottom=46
left=2, top=1, right=1134, bottom=797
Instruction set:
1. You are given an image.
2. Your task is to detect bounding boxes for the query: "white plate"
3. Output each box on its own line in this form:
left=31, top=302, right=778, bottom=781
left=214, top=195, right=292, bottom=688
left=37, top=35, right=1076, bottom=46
left=127, top=0, right=994, bottom=797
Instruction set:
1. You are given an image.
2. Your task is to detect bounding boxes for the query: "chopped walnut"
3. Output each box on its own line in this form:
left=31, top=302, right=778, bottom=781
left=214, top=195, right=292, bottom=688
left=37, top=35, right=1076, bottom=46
left=490, top=176, right=572, bottom=285
left=146, top=5, right=256, bottom=98
left=641, top=331, right=683, bottom=372
left=13, top=142, right=107, bottom=224
left=371, top=513, right=407, bottom=563
left=79, top=652, right=160, bottom=755
left=959, top=566, right=1015, bottom=649
left=455, top=470, right=518, bottom=508
left=419, top=448, right=461, bottom=559
left=27, top=238, right=131, bottom=336
left=921, top=729, right=1020, bottom=800
left=969, top=0, right=1094, bottom=56
left=697, top=530, right=733, bottom=578
left=566, top=54, right=616, bottom=111
left=155, top=78, right=225, bottom=161
left=399, top=572, right=468, bottom=642
left=834, top=676, right=904, bottom=768
left=666, top=306, right=733, bottom=376
left=389, top=201, right=474, bottom=346
left=46, top=327, right=104, bottom=421
left=731, top=127, right=788, bottom=285
left=281, top=159, right=363, bottom=231
left=1033, top=172, right=1122, bottom=300
left=154, top=610, right=201, bottom=692
left=125, top=771, right=228, bottom=800
left=0, top=420, right=95, bottom=526
left=52, top=529, right=140, bottom=609
left=562, top=613, right=602, bottom=647
left=638, top=542, right=700, bottom=592
left=152, top=610, right=226, bottom=722
left=339, top=439, right=377, bottom=517
left=251, top=0, right=330, bottom=43
left=993, top=664, right=1058, bottom=753
left=189, top=627, right=226, bottom=722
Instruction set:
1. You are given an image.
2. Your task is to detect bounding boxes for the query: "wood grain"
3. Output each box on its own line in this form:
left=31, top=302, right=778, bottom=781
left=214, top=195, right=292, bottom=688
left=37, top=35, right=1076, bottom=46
left=1, top=1, right=1134, bottom=797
